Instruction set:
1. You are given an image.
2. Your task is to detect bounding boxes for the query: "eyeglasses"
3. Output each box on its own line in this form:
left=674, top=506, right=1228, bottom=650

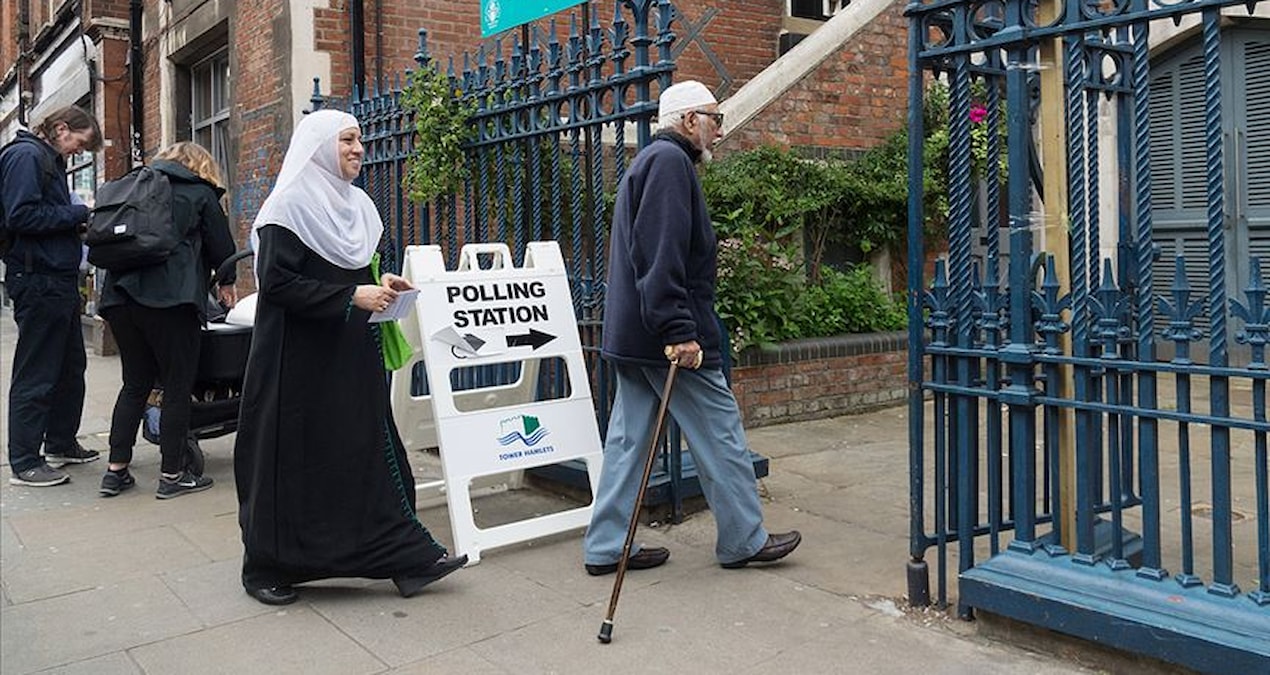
left=693, top=110, right=724, bottom=126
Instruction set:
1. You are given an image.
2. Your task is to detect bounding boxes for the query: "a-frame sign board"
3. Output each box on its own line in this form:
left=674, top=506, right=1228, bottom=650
left=400, top=242, right=603, bottom=563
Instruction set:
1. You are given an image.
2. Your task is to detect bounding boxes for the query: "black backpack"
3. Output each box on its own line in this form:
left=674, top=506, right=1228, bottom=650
left=85, top=165, right=178, bottom=271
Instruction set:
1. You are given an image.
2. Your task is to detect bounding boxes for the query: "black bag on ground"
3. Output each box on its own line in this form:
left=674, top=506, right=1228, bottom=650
left=86, top=165, right=177, bottom=271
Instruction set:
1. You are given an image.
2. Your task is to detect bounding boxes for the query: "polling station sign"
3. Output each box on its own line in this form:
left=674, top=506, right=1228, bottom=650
left=401, top=241, right=603, bottom=563
left=481, top=0, right=586, bottom=37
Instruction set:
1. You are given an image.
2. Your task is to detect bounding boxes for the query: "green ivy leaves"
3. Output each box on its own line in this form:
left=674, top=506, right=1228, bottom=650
left=401, top=67, right=476, bottom=203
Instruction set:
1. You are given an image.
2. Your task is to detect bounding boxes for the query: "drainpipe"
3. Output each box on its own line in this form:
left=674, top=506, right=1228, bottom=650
left=129, top=0, right=144, bottom=164
left=17, top=0, right=30, bottom=125
left=350, top=0, right=365, bottom=96
left=374, top=0, right=383, bottom=91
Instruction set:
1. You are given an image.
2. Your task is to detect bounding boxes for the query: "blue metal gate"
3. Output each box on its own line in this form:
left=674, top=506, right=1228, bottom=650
left=905, top=0, right=1269, bottom=671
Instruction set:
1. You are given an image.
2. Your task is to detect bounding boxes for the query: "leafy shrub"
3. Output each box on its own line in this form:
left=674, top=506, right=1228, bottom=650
left=797, top=265, right=907, bottom=337
left=703, top=146, right=846, bottom=283
left=714, top=203, right=905, bottom=353
left=715, top=225, right=808, bottom=351
left=701, top=82, right=992, bottom=351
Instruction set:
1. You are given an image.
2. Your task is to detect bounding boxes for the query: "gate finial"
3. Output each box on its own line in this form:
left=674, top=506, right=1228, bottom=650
left=1158, top=255, right=1205, bottom=362
left=416, top=29, right=430, bottom=67
left=1231, top=257, right=1268, bottom=366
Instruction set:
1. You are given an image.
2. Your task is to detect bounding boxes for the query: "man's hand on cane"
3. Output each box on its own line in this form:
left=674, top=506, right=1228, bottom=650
left=663, top=341, right=704, bottom=369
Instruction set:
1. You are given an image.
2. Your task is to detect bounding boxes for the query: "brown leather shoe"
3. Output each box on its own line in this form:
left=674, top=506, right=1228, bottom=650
left=720, top=531, right=802, bottom=569
left=585, top=546, right=670, bottom=576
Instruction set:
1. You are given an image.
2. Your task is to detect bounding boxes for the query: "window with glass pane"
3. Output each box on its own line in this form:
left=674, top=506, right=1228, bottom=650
left=67, top=151, right=94, bottom=206
left=788, top=0, right=844, bottom=20
left=191, top=49, right=230, bottom=174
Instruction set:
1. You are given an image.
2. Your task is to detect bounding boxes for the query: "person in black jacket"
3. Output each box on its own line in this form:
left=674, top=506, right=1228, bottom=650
left=582, top=81, right=801, bottom=575
left=1, top=106, right=103, bottom=487
left=97, top=142, right=238, bottom=499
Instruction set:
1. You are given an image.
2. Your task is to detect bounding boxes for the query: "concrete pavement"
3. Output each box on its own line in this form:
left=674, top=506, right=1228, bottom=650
left=0, top=307, right=1105, bottom=675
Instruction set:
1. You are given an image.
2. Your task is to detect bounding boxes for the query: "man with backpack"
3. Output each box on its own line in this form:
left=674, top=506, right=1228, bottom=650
left=1, top=105, right=103, bottom=486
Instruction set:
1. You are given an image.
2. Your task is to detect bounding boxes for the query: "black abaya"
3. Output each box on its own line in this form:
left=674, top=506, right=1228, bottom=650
left=235, top=225, right=445, bottom=590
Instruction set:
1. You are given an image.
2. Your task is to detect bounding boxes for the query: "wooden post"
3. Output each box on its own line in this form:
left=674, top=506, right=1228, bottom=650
left=1037, top=0, right=1077, bottom=552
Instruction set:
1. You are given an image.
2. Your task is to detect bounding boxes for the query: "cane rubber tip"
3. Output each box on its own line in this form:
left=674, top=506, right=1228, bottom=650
left=597, top=621, right=613, bottom=643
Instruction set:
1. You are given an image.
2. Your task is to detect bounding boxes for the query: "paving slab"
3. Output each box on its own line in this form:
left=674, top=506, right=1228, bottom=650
left=126, top=606, right=386, bottom=675
left=478, top=529, right=681, bottom=607
left=741, top=610, right=1091, bottom=675
left=3, top=475, right=239, bottom=550
left=307, top=559, right=583, bottom=667
left=386, top=647, right=509, bottom=674
left=469, top=568, right=866, bottom=674
left=3, top=524, right=210, bottom=604
left=0, top=576, right=203, bottom=673
left=30, top=651, right=143, bottom=675
left=158, top=558, right=275, bottom=627
left=171, top=511, right=245, bottom=562
left=767, top=469, right=909, bottom=537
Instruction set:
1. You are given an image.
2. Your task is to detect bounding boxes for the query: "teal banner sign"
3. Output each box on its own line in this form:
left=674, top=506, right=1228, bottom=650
left=480, top=0, right=586, bottom=37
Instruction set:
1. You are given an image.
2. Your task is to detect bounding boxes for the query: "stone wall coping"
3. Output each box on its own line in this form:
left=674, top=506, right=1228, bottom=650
left=733, top=331, right=909, bottom=367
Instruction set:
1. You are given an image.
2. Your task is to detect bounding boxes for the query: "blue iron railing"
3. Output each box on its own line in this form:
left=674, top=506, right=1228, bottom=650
left=311, top=1, right=747, bottom=519
left=906, top=0, right=1269, bottom=670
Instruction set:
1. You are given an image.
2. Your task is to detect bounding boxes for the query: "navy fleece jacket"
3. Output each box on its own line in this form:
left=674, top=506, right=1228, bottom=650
left=0, top=130, right=88, bottom=275
left=601, top=131, right=722, bottom=368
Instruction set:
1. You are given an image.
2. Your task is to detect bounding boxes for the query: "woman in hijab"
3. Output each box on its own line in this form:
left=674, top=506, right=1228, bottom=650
left=234, top=110, right=465, bottom=606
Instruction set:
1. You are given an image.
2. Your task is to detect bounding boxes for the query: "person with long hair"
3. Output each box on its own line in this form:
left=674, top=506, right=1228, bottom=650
left=1, top=105, right=103, bottom=487
left=234, top=110, right=464, bottom=606
left=98, top=141, right=238, bottom=498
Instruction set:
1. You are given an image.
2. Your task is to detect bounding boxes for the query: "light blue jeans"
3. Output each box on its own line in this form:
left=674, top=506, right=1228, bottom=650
left=583, top=363, right=768, bottom=566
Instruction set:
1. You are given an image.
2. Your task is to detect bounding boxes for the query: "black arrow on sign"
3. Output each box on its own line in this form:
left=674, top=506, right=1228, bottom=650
left=506, top=328, right=556, bottom=350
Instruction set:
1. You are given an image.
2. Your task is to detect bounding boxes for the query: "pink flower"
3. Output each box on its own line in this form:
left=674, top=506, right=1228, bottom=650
left=969, top=105, right=988, bottom=124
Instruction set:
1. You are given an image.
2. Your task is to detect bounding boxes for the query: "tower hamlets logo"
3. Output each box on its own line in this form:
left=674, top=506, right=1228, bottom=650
left=484, top=0, right=501, bottom=30
left=497, top=414, right=549, bottom=447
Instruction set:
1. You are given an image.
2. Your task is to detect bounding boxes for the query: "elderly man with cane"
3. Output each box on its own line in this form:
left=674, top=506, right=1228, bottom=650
left=583, top=80, right=801, bottom=589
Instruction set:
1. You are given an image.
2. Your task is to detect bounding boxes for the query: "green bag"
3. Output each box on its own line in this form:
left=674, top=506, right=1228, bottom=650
left=370, top=253, right=415, bottom=371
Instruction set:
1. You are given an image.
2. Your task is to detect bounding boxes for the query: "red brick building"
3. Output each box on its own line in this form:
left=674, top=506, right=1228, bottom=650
left=1, top=0, right=911, bottom=238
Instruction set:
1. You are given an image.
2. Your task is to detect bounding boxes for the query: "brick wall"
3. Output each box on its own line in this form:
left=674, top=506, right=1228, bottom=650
left=93, top=34, right=131, bottom=180
left=226, top=0, right=292, bottom=243
left=123, top=1, right=909, bottom=239
left=721, top=0, right=910, bottom=154
left=669, top=0, right=783, bottom=99
left=85, top=0, right=131, bottom=20
left=141, top=1, right=159, bottom=162
left=1, top=1, right=17, bottom=76
left=730, top=332, right=909, bottom=427
left=302, top=0, right=907, bottom=159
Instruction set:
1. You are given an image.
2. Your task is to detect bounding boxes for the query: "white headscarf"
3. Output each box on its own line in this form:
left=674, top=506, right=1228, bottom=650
left=251, top=110, right=383, bottom=269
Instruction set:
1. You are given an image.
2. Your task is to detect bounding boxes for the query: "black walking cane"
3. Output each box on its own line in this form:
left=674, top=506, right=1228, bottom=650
left=597, top=360, right=680, bottom=644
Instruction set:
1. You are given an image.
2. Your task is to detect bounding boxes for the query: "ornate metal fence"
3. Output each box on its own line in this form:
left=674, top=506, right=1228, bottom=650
left=905, top=0, right=1269, bottom=670
left=314, top=1, right=736, bottom=517
left=327, top=0, right=675, bottom=388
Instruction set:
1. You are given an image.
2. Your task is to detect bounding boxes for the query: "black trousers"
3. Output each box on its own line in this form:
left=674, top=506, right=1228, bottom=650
left=102, top=302, right=201, bottom=475
left=5, top=270, right=87, bottom=474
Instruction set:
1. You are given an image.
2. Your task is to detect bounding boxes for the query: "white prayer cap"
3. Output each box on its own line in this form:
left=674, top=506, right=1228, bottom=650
left=658, top=80, right=717, bottom=120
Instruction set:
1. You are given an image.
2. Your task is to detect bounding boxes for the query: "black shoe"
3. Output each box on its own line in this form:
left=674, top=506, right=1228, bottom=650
left=156, top=470, right=213, bottom=500
left=44, top=443, right=100, bottom=468
left=99, top=469, right=136, bottom=497
left=394, top=554, right=469, bottom=598
left=245, top=585, right=298, bottom=606
left=585, top=546, right=671, bottom=576
left=721, top=531, right=802, bottom=569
